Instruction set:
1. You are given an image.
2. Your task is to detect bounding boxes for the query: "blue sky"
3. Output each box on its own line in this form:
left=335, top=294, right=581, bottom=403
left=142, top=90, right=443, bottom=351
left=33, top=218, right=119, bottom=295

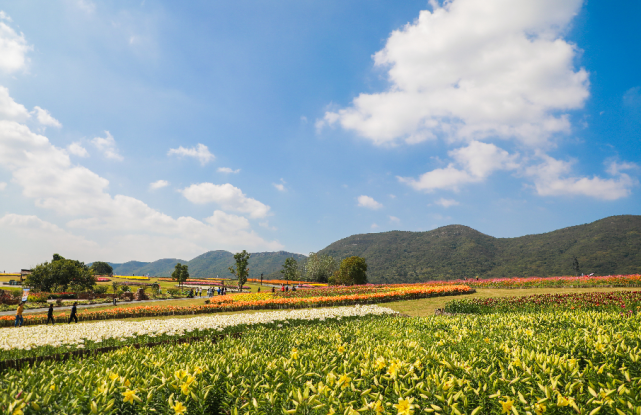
left=0, top=0, right=639, bottom=270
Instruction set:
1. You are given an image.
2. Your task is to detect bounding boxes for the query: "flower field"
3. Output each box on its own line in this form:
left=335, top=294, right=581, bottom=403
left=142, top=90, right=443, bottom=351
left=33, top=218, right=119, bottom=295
left=1, top=309, right=640, bottom=414
left=433, top=274, right=641, bottom=289
left=444, top=291, right=641, bottom=314
left=0, top=305, right=395, bottom=362
left=0, top=284, right=473, bottom=327
left=112, top=275, right=151, bottom=281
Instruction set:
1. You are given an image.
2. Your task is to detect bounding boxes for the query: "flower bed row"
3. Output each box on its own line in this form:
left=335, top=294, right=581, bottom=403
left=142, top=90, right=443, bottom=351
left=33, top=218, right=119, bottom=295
left=0, top=284, right=473, bottom=327
left=0, top=305, right=395, bottom=361
left=1, top=310, right=640, bottom=414
left=444, top=290, right=641, bottom=314
left=111, top=275, right=150, bottom=281
left=432, top=274, right=641, bottom=289
left=247, top=278, right=327, bottom=286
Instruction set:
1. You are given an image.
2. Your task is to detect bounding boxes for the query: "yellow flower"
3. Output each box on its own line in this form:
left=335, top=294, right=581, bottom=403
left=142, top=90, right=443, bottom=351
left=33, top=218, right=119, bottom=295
left=501, top=398, right=514, bottom=414
left=180, top=383, right=191, bottom=395
left=557, top=395, right=570, bottom=407
left=326, top=372, right=337, bottom=386
left=327, top=407, right=336, bottom=415
left=291, top=348, right=299, bottom=360
left=375, top=356, right=386, bottom=370
left=109, top=373, right=118, bottom=381
left=387, top=362, right=399, bottom=379
left=120, top=377, right=131, bottom=387
left=175, top=369, right=188, bottom=379
left=338, top=345, right=346, bottom=353
left=337, top=374, right=351, bottom=389
left=534, top=402, right=546, bottom=414
left=368, top=400, right=384, bottom=414
left=393, top=397, right=414, bottom=415
left=183, top=375, right=196, bottom=386
left=122, top=389, right=138, bottom=404
left=171, top=401, right=187, bottom=414
left=442, top=380, right=453, bottom=391
left=484, top=338, right=491, bottom=343
left=193, top=366, right=203, bottom=375
left=525, top=329, right=533, bottom=336
left=49, top=384, right=56, bottom=391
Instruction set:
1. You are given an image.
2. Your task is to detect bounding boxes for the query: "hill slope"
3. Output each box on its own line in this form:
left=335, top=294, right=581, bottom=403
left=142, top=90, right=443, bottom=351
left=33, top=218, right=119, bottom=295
left=108, top=251, right=306, bottom=280
left=318, top=215, right=641, bottom=283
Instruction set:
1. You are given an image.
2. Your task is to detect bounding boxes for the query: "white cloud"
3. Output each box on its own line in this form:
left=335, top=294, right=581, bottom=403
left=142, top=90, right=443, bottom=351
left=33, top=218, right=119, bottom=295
left=0, top=86, right=30, bottom=122
left=67, top=142, right=89, bottom=157
left=32, top=106, right=62, bottom=128
left=92, top=131, right=123, bottom=161
left=75, top=0, right=96, bottom=14
left=149, top=179, right=169, bottom=190
left=259, top=221, right=277, bottom=231
left=398, top=141, right=518, bottom=191
left=217, top=167, right=240, bottom=174
left=204, top=210, right=250, bottom=233
left=389, top=215, right=400, bottom=223
left=357, top=195, right=383, bottom=210
left=434, top=198, right=460, bottom=208
left=273, top=178, right=287, bottom=192
left=0, top=182, right=6, bottom=191
left=525, top=155, right=636, bottom=200
left=388, top=194, right=396, bottom=199
left=371, top=223, right=379, bottom=229
left=0, top=14, right=32, bottom=73
left=168, top=143, right=214, bottom=166
left=319, top=0, right=588, bottom=147
left=181, top=183, right=271, bottom=218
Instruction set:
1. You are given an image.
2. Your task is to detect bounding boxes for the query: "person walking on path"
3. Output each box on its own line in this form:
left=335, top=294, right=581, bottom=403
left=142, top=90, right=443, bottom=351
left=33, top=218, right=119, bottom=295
left=46, top=304, right=55, bottom=325
left=14, top=302, right=24, bottom=327
left=68, top=302, right=78, bottom=324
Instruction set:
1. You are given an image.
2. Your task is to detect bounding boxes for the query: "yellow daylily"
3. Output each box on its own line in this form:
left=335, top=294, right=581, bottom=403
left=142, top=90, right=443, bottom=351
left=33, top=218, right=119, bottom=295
left=393, top=397, right=414, bottom=415
left=172, top=401, right=187, bottom=414
left=337, top=374, right=351, bottom=389
left=501, top=398, right=514, bottom=414
left=375, top=356, right=386, bottom=370
left=291, top=348, right=299, bottom=360
left=122, top=389, right=138, bottom=404
left=534, top=402, right=546, bottom=414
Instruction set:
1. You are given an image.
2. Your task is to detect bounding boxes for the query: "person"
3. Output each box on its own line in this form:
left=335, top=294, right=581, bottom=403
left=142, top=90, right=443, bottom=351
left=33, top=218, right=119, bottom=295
left=112, top=296, right=117, bottom=306
left=46, top=303, right=55, bottom=325
left=271, top=286, right=275, bottom=293
left=14, top=301, right=24, bottom=327
left=257, top=287, right=261, bottom=293
left=217, top=287, right=220, bottom=295
left=292, top=285, right=296, bottom=292
left=281, top=284, right=285, bottom=292
left=285, top=285, right=289, bottom=292
left=68, top=302, right=78, bottom=324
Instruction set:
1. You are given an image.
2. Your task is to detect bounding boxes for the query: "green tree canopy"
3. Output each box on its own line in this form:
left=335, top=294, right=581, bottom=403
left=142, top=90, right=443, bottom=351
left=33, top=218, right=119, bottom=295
left=90, top=261, right=113, bottom=276
left=171, top=263, right=189, bottom=288
left=229, top=250, right=250, bottom=290
left=26, top=254, right=96, bottom=292
left=280, top=257, right=300, bottom=283
left=329, top=256, right=368, bottom=286
left=304, top=252, right=337, bottom=283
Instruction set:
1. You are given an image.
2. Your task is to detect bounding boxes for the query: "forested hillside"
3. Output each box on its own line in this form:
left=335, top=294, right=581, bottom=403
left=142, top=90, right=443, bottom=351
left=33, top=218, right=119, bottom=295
left=318, top=215, right=641, bottom=283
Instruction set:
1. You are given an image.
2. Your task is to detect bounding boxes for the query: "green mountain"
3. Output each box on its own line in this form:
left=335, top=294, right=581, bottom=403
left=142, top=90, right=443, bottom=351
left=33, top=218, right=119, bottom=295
left=107, top=251, right=306, bottom=280
left=317, top=215, right=641, bottom=284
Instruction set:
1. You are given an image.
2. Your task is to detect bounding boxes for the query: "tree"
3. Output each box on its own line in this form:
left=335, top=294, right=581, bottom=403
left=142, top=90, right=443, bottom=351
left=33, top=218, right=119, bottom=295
left=171, top=263, right=189, bottom=288
left=573, top=257, right=581, bottom=276
left=91, top=261, right=113, bottom=276
left=280, top=257, right=300, bottom=284
left=229, top=250, right=250, bottom=290
left=26, top=254, right=96, bottom=292
left=304, top=252, right=337, bottom=283
left=329, top=256, right=368, bottom=286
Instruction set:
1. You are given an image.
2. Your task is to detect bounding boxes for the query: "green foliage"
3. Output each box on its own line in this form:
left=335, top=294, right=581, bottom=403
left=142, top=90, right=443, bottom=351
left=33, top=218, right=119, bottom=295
left=279, top=257, right=300, bottom=283
left=90, top=261, right=113, bottom=276
left=171, top=263, right=189, bottom=288
left=229, top=250, right=250, bottom=289
left=329, top=256, right=367, bottom=285
left=26, top=254, right=96, bottom=292
left=93, top=285, right=109, bottom=295
left=319, top=215, right=641, bottom=283
left=304, top=252, right=337, bottom=283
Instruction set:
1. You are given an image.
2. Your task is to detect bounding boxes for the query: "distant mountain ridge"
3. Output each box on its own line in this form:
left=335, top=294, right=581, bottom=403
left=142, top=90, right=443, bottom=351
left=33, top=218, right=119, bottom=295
left=318, top=215, right=641, bottom=283
left=106, top=251, right=306, bottom=280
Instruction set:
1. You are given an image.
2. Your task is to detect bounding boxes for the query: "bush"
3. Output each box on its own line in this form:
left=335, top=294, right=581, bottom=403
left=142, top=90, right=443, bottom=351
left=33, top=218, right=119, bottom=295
left=167, top=288, right=181, bottom=297
left=329, top=256, right=368, bottom=285
left=93, top=285, right=109, bottom=295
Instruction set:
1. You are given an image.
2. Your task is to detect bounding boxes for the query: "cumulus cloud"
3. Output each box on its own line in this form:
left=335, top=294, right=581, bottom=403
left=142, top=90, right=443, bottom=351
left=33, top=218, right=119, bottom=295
left=67, top=142, right=88, bottom=157
left=273, top=178, right=286, bottom=192
left=0, top=182, right=6, bottom=191
left=218, top=167, right=240, bottom=174
left=0, top=13, right=32, bottom=73
left=357, top=195, right=383, bottom=210
left=181, top=183, right=271, bottom=218
left=434, top=198, right=460, bottom=208
left=32, top=106, right=62, bottom=128
left=389, top=216, right=400, bottom=223
left=318, top=0, right=588, bottom=147
left=168, top=143, right=214, bottom=166
left=92, top=131, right=123, bottom=161
left=0, top=86, right=30, bottom=121
left=398, top=141, right=518, bottom=191
left=525, top=155, right=636, bottom=200
left=371, top=223, right=379, bottom=229
left=149, top=179, right=169, bottom=190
